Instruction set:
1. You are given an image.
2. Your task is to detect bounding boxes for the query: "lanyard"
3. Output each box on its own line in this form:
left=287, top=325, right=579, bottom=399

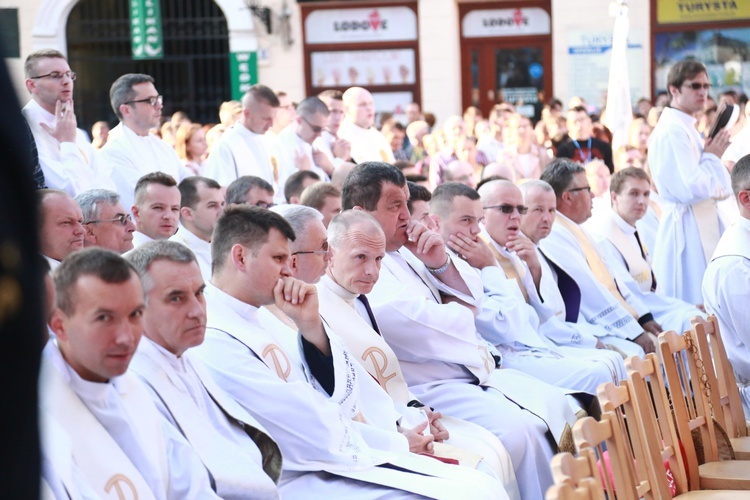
left=571, top=137, right=592, bottom=163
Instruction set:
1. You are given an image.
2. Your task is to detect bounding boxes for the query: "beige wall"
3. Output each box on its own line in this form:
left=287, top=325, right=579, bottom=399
left=3, top=0, right=653, bottom=123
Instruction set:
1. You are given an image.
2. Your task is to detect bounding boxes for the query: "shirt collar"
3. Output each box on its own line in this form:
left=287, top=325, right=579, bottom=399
left=662, top=106, right=697, bottom=127
left=205, top=282, right=260, bottom=322
left=321, top=273, right=358, bottom=303
left=611, top=210, right=636, bottom=234
left=26, top=99, right=56, bottom=126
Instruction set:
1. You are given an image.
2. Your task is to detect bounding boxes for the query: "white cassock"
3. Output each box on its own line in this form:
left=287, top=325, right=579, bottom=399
left=313, top=130, right=347, bottom=169
left=193, top=284, right=502, bottom=499
left=40, top=414, right=100, bottom=500
left=169, top=226, right=212, bottom=282
left=130, top=337, right=281, bottom=499
left=703, top=216, right=750, bottom=418
left=43, top=254, right=61, bottom=272
left=635, top=193, right=663, bottom=261
left=477, top=233, right=625, bottom=389
left=276, top=125, right=330, bottom=189
left=99, top=123, right=189, bottom=212
left=131, top=230, right=154, bottom=249
left=648, top=106, right=732, bottom=304
left=369, top=248, right=582, bottom=500
left=22, top=100, right=115, bottom=195
left=539, top=212, right=646, bottom=357
left=477, top=136, right=505, bottom=163
left=39, top=341, right=219, bottom=499
left=316, top=274, right=521, bottom=500
left=591, top=210, right=703, bottom=334
left=204, top=124, right=279, bottom=191
left=337, top=122, right=395, bottom=164
left=723, top=125, right=750, bottom=166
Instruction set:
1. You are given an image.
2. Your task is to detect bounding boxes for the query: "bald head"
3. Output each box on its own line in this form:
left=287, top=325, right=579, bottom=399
left=479, top=179, right=525, bottom=247
left=343, top=87, right=375, bottom=128
left=444, top=160, right=476, bottom=189
left=482, top=162, right=517, bottom=183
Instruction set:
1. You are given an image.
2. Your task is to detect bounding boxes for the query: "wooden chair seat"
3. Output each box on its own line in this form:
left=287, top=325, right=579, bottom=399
left=730, top=437, right=750, bottom=460
left=699, top=460, right=750, bottom=490
left=677, top=492, right=750, bottom=499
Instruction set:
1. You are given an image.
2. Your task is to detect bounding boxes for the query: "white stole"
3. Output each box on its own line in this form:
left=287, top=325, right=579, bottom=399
left=130, top=341, right=281, bottom=499
left=40, top=345, right=167, bottom=499
left=599, top=214, right=654, bottom=292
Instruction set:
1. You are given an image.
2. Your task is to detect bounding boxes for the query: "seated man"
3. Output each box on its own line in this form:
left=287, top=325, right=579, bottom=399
left=40, top=248, right=219, bottom=497
left=126, top=241, right=281, bottom=498
left=131, top=172, right=181, bottom=248
left=703, top=154, right=750, bottom=418
left=76, top=189, right=135, bottom=254
left=38, top=189, right=85, bottom=270
left=192, top=205, right=502, bottom=498
left=343, top=161, right=583, bottom=500
left=318, top=209, right=521, bottom=499
left=539, top=158, right=656, bottom=357
left=225, top=175, right=275, bottom=208
left=519, top=179, right=629, bottom=371
left=591, top=167, right=703, bottom=334
left=170, top=176, right=224, bottom=281
left=283, top=170, right=321, bottom=205
left=429, top=181, right=618, bottom=393
left=299, top=182, right=342, bottom=228
left=271, top=205, right=331, bottom=286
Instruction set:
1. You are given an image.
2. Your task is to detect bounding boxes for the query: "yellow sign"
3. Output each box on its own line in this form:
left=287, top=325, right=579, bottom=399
left=658, top=0, right=750, bottom=24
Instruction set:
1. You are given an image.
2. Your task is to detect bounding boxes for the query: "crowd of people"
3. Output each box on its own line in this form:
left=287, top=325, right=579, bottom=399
left=23, top=46, right=750, bottom=499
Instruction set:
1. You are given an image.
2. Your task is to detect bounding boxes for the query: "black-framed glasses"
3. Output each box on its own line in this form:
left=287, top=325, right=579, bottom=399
left=292, top=241, right=329, bottom=256
left=566, top=186, right=592, bottom=194
left=84, top=213, right=132, bottom=226
left=301, top=115, right=324, bottom=133
left=125, top=95, right=163, bottom=107
left=483, top=204, right=528, bottom=215
left=30, top=71, right=77, bottom=81
left=253, top=201, right=275, bottom=209
left=682, top=82, right=712, bottom=91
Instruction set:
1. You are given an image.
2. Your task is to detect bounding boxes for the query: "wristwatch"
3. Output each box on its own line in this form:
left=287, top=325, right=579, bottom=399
left=427, top=252, right=451, bottom=275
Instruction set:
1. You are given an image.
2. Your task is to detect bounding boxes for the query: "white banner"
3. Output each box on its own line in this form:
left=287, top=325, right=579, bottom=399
left=462, top=8, right=550, bottom=38
left=305, top=7, right=418, bottom=44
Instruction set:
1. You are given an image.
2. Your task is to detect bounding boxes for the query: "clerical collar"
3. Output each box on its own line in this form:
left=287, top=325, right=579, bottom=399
left=142, top=336, right=188, bottom=374
left=27, top=98, right=56, bottom=126
left=611, top=211, right=637, bottom=234
left=662, top=106, right=697, bottom=126
left=47, top=341, right=124, bottom=404
left=205, top=283, right=259, bottom=322
left=321, top=273, right=358, bottom=303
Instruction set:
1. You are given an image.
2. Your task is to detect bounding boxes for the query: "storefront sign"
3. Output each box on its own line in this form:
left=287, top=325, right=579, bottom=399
left=310, top=49, right=416, bottom=88
left=130, top=0, right=163, bottom=60
left=657, top=0, right=750, bottom=24
left=230, top=51, right=258, bottom=100
left=305, top=7, right=417, bottom=44
left=567, top=30, right=645, bottom=110
left=462, top=8, right=550, bottom=38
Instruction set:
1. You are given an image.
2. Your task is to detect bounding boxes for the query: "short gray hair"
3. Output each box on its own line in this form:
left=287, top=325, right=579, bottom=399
left=328, top=210, right=383, bottom=249
left=126, top=240, right=197, bottom=296
left=519, top=179, right=554, bottom=199
left=75, top=189, right=121, bottom=223
left=110, top=73, right=155, bottom=120
left=540, top=158, right=585, bottom=199
left=271, top=205, right=323, bottom=251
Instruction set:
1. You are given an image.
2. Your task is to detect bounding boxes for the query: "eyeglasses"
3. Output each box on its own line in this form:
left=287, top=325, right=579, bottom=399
left=30, top=71, right=77, bottom=81
left=682, top=82, right=712, bottom=91
left=83, top=213, right=132, bottom=226
left=125, top=95, right=163, bottom=107
left=301, top=116, right=324, bottom=133
left=293, top=241, right=329, bottom=256
left=254, top=201, right=275, bottom=209
left=566, top=186, right=592, bottom=194
left=483, top=204, right=528, bottom=215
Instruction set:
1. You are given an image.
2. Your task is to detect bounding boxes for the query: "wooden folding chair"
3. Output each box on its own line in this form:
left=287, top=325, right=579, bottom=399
left=546, top=450, right=606, bottom=500
left=691, top=315, right=750, bottom=459
left=659, top=330, right=750, bottom=490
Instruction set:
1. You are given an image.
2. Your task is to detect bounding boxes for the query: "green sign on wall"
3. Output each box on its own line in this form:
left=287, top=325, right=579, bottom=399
left=130, top=0, right=163, bottom=60
left=230, top=52, right=258, bottom=100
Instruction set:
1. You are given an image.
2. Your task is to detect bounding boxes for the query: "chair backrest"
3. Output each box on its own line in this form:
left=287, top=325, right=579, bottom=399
left=547, top=450, right=606, bottom=500
left=626, top=354, right=691, bottom=495
left=659, top=329, right=719, bottom=489
left=572, top=415, right=633, bottom=499
left=692, top=314, right=748, bottom=439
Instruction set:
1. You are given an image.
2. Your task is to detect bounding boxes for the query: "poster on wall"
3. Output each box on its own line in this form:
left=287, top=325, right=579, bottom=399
left=310, top=49, right=416, bottom=88
left=567, top=30, right=645, bottom=111
left=654, top=28, right=750, bottom=97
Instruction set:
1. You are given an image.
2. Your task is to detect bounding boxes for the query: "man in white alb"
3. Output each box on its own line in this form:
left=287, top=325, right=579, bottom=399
left=22, top=50, right=112, bottom=196
left=703, top=154, right=750, bottom=418
left=127, top=241, right=282, bottom=498
left=40, top=248, right=220, bottom=498
left=170, top=176, right=224, bottom=281
left=204, top=85, right=281, bottom=190
left=314, top=89, right=352, bottom=173
left=648, top=60, right=732, bottom=304
left=192, top=205, right=501, bottom=498
left=76, top=189, right=136, bottom=254
left=276, top=96, right=331, bottom=186
left=130, top=172, right=181, bottom=249
left=343, top=161, right=584, bottom=500
left=539, top=158, right=655, bottom=357
left=338, top=87, right=395, bottom=164
left=590, top=167, right=704, bottom=334
left=38, top=189, right=85, bottom=270
left=100, top=73, right=188, bottom=212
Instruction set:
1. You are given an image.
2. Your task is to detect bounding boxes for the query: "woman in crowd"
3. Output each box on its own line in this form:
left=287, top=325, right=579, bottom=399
left=175, top=122, right=208, bottom=176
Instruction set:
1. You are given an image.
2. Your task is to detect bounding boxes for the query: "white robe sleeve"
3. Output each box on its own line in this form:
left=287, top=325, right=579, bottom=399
left=160, top=417, right=223, bottom=498
left=204, top=139, right=242, bottom=186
